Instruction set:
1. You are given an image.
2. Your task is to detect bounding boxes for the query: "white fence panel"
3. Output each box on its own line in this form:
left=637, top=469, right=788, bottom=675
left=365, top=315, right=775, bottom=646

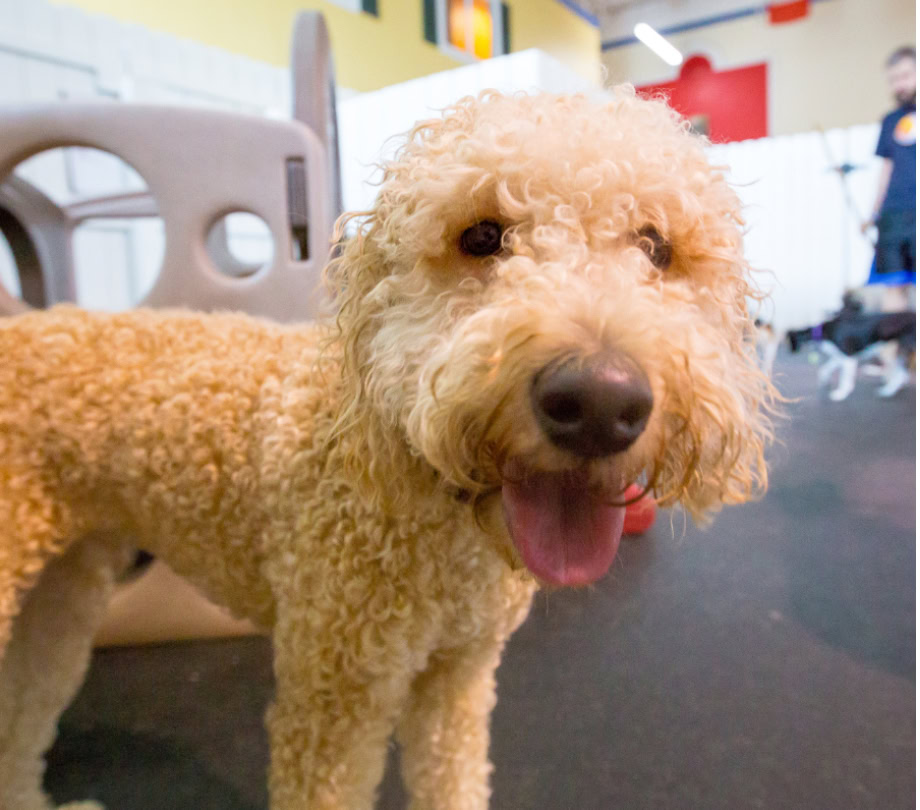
left=338, top=48, right=610, bottom=213
left=709, top=124, right=883, bottom=330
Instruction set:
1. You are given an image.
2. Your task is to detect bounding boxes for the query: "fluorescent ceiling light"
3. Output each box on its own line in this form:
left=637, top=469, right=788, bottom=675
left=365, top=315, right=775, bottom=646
left=633, top=22, right=683, bottom=66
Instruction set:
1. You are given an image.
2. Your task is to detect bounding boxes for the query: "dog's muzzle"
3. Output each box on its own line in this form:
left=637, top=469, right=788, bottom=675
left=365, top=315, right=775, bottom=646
left=530, top=352, right=653, bottom=458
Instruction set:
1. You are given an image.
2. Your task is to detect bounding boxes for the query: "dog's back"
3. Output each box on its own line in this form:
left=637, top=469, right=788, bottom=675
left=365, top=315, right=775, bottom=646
left=826, top=310, right=915, bottom=355
left=0, top=306, right=329, bottom=635
left=875, top=311, right=916, bottom=351
left=789, top=310, right=915, bottom=355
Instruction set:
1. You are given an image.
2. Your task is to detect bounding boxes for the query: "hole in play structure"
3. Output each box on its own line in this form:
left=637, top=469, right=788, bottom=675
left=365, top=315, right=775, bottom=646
left=205, top=211, right=275, bottom=279
left=0, top=146, right=165, bottom=310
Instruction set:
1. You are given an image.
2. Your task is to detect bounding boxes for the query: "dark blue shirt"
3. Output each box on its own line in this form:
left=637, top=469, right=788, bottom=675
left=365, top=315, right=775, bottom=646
left=876, top=103, right=916, bottom=213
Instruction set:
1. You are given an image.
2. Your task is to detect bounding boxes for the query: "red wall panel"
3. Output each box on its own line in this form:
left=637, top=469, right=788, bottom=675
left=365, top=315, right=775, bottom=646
left=768, top=0, right=810, bottom=24
left=637, top=55, right=768, bottom=143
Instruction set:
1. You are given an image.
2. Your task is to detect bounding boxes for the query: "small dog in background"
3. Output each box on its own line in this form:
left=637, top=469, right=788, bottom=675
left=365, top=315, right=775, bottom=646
left=787, top=291, right=915, bottom=401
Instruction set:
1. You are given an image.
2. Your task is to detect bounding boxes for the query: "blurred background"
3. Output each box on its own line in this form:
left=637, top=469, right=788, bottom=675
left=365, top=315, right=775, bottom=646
left=0, top=1, right=914, bottom=808
left=0, top=0, right=912, bottom=322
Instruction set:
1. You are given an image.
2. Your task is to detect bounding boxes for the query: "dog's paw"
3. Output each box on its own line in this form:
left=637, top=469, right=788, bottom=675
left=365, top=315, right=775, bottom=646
left=828, top=385, right=854, bottom=402
left=816, top=364, right=835, bottom=385
left=877, top=366, right=909, bottom=397
left=59, top=802, right=105, bottom=810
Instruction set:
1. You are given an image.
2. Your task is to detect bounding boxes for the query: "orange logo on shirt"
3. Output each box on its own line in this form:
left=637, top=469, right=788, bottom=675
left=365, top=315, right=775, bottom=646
left=894, top=112, right=916, bottom=146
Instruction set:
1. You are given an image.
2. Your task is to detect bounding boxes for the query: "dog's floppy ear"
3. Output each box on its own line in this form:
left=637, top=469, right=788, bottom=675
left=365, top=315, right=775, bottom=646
left=663, top=336, right=777, bottom=523
left=321, top=213, right=425, bottom=510
left=324, top=212, right=387, bottom=351
left=787, top=329, right=809, bottom=352
left=650, top=255, right=781, bottom=523
left=841, top=291, right=863, bottom=314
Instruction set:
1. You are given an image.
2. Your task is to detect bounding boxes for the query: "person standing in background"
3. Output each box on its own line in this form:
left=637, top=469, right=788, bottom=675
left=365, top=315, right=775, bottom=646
left=865, top=46, right=916, bottom=311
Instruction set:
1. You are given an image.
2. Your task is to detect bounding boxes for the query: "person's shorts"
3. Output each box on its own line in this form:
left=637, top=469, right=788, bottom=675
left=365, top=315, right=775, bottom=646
left=875, top=208, right=916, bottom=277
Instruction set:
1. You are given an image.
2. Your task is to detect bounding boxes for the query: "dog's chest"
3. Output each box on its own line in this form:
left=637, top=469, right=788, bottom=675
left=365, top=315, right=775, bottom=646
left=270, top=488, right=535, bottom=651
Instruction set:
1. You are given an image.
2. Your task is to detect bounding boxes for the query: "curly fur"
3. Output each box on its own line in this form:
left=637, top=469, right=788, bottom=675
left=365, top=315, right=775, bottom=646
left=0, top=88, right=775, bottom=810
left=329, top=90, right=773, bottom=520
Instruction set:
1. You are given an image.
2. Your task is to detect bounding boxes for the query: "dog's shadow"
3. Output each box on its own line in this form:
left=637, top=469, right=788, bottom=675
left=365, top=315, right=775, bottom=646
left=46, top=724, right=264, bottom=810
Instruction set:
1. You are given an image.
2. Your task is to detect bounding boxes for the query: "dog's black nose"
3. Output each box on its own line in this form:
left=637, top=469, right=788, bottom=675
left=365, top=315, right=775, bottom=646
left=531, top=353, right=653, bottom=458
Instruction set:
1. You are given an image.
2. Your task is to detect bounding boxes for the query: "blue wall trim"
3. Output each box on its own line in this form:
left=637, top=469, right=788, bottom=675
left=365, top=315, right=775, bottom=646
left=602, top=0, right=832, bottom=51
left=603, top=5, right=764, bottom=50
left=557, top=0, right=600, bottom=28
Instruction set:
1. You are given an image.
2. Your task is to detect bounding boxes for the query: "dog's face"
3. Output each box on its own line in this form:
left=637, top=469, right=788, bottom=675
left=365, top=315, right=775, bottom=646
left=787, top=328, right=812, bottom=353
left=327, top=90, right=774, bottom=586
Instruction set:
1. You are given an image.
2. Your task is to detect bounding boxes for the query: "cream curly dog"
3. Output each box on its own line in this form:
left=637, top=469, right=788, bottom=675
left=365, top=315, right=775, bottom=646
left=0, top=89, right=775, bottom=809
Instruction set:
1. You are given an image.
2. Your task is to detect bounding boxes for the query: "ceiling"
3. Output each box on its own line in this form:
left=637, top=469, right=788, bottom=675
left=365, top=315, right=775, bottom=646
left=579, top=0, right=670, bottom=34
left=578, top=0, right=651, bottom=19
left=580, top=0, right=776, bottom=41
left=581, top=0, right=646, bottom=8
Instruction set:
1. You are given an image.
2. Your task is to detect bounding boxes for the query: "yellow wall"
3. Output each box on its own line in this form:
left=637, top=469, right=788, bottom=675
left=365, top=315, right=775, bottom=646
left=62, top=0, right=600, bottom=92
left=602, top=0, right=915, bottom=135
left=510, top=0, right=601, bottom=84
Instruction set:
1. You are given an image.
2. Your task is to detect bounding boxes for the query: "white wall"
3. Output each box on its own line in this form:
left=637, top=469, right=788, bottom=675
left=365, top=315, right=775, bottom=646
left=0, top=0, right=291, bottom=109
left=338, top=48, right=609, bottom=213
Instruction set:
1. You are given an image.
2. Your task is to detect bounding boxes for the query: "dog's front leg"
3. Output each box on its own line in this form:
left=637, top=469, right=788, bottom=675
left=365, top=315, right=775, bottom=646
left=265, top=622, right=414, bottom=810
left=829, top=356, right=858, bottom=401
left=816, top=357, right=838, bottom=386
left=0, top=536, right=130, bottom=810
left=396, top=640, right=504, bottom=810
left=817, top=342, right=844, bottom=386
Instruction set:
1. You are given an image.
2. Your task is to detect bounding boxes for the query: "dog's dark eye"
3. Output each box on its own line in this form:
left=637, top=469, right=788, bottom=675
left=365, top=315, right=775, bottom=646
left=636, top=225, right=672, bottom=269
left=460, top=220, right=504, bottom=257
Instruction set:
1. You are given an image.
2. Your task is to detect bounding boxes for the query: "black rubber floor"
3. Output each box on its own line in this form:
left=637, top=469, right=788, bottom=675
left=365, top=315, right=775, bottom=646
left=46, top=352, right=915, bottom=809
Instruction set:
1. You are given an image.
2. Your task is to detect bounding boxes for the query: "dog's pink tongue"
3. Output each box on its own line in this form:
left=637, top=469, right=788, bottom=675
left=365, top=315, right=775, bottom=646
left=502, top=474, right=625, bottom=586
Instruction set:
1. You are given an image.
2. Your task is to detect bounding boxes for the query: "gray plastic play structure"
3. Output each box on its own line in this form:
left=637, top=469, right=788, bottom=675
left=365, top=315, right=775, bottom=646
left=0, top=11, right=340, bottom=322
left=0, top=13, right=341, bottom=645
